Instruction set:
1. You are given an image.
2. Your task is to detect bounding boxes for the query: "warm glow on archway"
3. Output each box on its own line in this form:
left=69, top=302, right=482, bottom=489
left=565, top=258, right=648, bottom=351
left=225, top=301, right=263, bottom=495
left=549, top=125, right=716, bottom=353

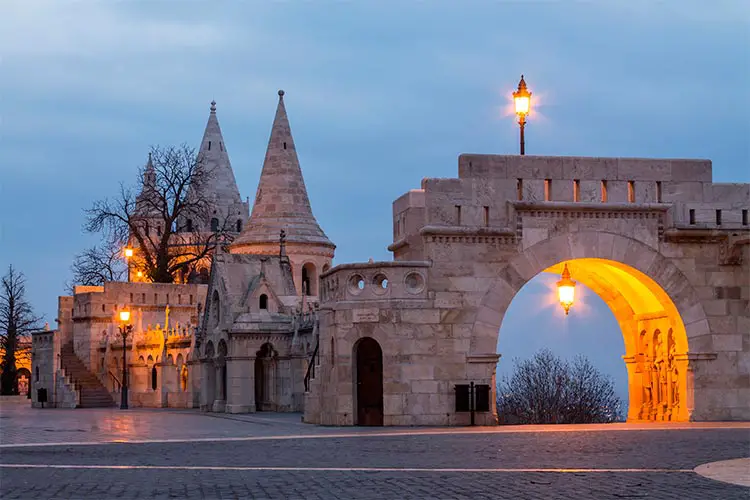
left=535, top=258, right=691, bottom=422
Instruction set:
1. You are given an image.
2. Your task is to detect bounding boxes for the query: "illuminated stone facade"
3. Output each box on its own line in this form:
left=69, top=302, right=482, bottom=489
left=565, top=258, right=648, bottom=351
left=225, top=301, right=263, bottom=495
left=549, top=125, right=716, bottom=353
left=304, top=155, right=750, bottom=426
left=31, top=91, right=333, bottom=413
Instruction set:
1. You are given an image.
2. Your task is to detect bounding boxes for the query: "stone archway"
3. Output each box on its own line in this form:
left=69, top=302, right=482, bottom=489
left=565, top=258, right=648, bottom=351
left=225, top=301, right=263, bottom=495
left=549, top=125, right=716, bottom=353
left=472, top=232, right=709, bottom=422
left=354, top=337, right=384, bottom=426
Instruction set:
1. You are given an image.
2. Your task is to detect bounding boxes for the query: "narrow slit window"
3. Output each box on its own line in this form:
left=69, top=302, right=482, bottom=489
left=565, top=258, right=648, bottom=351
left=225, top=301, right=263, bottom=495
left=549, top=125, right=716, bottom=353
left=283, top=141, right=287, bottom=150
left=208, top=141, right=211, bottom=151
left=601, top=180, right=608, bottom=202
left=716, top=209, right=722, bottom=226
left=544, top=179, right=551, bottom=201
left=517, top=179, right=523, bottom=201
left=628, top=181, right=635, bottom=203
left=483, top=206, right=490, bottom=226
left=455, top=205, right=462, bottom=225
left=743, top=209, right=748, bottom=226
left=573, top=180, right=580, bottom=202
left=656, top=181, right=662, bottom=203
left=689, top=209, right=696, bottom=225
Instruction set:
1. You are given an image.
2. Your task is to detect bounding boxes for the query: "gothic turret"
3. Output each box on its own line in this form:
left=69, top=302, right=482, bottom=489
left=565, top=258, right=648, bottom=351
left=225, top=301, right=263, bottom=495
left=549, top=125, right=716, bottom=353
left=183, top=101, right=249, bottom=234
left=231, top=90, right=335, bottom=297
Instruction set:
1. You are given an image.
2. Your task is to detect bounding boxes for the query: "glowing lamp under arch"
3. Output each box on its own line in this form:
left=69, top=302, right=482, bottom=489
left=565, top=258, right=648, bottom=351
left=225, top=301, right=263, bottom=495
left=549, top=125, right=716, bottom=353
left=556, top=263, right=576, bottom=316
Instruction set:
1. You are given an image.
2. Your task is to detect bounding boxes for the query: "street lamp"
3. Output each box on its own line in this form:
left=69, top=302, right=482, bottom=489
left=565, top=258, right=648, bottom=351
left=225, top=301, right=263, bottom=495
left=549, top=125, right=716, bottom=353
left=513, top=75, right=532, bottom=155
left=118, top=310, right=133, bottom=409
left=556, top=263, right=576, bottom=316
left=123, top=247, right=134, bottom=282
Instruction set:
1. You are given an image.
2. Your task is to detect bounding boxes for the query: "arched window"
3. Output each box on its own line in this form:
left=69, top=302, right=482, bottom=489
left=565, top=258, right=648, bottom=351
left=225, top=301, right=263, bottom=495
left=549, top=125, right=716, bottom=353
left=186, top=219, right=193, bottom=232
left=259, top=294, right=268, bottom=310
left=211, top=291, right=221, bottom=328
left=211, top=218, right=219, bottom=232
left=236, top=219, right=242, bottom=232
left=151, top=366, right=157, bottom=391
left=302, top=263, right=316, bottom=296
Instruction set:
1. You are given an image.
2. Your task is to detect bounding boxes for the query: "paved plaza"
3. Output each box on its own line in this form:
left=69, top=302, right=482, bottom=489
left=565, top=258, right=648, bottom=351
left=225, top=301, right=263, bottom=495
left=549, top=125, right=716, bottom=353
left=1, top=400, right=748, bottom=499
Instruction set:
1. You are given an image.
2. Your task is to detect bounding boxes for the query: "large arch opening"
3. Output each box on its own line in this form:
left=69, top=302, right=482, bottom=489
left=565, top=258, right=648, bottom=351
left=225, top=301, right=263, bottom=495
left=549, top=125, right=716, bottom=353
left=494, top=256, right=692, bottom=422
left=473, top=232, right=707, bottom=424
left=354, top=337, right=384, bottom=426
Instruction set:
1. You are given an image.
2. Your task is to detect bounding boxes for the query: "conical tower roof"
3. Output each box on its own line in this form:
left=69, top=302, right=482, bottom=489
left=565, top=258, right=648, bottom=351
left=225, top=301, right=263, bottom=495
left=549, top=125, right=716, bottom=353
left=232, top=90, right=334, bottom=249
left=190, top=100, right=242, bottom=205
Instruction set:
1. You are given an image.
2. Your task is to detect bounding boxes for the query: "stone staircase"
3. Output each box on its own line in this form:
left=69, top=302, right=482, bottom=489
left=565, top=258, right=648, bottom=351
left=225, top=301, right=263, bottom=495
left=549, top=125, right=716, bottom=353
left=60, top=342, right=115, bottom=408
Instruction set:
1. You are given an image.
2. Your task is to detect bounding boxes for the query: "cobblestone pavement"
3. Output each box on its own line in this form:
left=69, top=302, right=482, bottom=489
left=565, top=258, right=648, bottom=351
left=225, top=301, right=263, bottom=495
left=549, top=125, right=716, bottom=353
left=1, top=403, right=749, bottom=499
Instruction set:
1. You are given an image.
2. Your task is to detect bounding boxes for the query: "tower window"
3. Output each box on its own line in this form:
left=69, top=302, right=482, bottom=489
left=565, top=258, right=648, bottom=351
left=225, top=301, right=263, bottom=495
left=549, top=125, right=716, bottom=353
left=573, top=180, right=580, bottom=202
left=656, top=181, right=662, bottom=203
left=259, top=294, right=268, bottom=310
left=689, top=209, right=696, bottom=225
left=186, top=219, right=193, bottom=232
left=220, top=142, right=223, bottom=151
left=716, top=209, right=722, bottom=226
left=483, top=206, right=489, bottom=226
left=628, top=181, right=635, bottom=203
left=743, top=209, right=748, bottom=226
left=517, top=179, right=523, bottom=200
left=455, top=205, right=462, bottom=225
left=283, top=142, right=287, bottom=150
left=211, top=218, right=219, bottom=232
left=236, top=219, right=242, bottom=232
left=601, top=180, right=608, bottom=202
left=544, top=179, right=551, bottom=201
left=208, top=141, right=211, bottom=151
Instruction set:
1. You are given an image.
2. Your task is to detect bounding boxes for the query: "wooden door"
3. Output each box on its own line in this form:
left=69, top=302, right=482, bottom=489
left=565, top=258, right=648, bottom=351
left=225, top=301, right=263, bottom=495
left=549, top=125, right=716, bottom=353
left=356, top=337, right=384, bottom=426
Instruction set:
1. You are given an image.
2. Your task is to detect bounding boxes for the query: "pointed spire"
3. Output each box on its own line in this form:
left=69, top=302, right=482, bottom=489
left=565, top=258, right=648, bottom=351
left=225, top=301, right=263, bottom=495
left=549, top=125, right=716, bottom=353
left=192, top=100, right=242, bottom=206
left=232, top=90, right=334, bottom=249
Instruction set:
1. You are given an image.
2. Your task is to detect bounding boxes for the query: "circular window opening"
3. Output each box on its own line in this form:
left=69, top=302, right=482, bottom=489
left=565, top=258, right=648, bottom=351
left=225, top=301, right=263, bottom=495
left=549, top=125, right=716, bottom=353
left=348, top=274, right=366, bottom=295
left=404, top=272, right=425, bottom=294
left=372, top=273, right=389, bottom=295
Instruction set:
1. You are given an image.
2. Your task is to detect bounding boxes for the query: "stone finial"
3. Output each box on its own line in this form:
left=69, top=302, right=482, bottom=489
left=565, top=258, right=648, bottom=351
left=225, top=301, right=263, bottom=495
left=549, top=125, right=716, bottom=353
left=278, top=89, right=284, bottom=97
left=210, top=100, right=217, bottom=113
left=44, top=322, right=50, bottom=331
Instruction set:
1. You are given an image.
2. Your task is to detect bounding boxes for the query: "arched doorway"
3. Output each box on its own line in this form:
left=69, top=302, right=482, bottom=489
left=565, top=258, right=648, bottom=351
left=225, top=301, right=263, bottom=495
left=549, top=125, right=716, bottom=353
left=355, top=337, right=384, bottom=426
left=482, top=249, right=696, bottom=423
left=255, top=343, right=277, bottom=411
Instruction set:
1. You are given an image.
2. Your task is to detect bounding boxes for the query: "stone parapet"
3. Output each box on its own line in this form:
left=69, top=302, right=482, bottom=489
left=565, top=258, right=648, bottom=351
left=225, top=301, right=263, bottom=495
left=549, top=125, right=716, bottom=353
left=320, top=261, right=431, bottom=304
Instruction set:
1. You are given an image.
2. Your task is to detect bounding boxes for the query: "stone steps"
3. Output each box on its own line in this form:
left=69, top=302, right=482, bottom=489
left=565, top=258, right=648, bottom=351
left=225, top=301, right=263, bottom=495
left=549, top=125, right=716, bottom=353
left=60, top=342, right=115, bottom=408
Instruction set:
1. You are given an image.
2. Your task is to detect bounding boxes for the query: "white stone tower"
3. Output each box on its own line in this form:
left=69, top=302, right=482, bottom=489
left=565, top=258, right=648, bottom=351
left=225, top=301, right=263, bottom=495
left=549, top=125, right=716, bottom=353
left=181, top=100, right=250, bottom=235
left=231, top=90, right=335, bottom=298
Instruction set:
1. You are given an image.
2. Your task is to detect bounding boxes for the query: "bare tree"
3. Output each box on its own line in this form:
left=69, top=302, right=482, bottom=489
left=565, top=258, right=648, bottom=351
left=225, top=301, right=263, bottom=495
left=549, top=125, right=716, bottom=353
left=68, top=236, right=127, bottom=291
left=0, top=266, right=44, bottom=395
left=84, top=144, right=233, bottom=283
left=496, top=348, right=622, bottom=424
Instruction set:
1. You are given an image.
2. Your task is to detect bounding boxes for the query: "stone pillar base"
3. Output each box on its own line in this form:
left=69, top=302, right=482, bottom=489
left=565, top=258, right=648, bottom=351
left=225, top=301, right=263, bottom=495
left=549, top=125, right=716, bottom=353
left=212, top=400, right=226, bottom=412
left=225, top=404, right=255, bottom=414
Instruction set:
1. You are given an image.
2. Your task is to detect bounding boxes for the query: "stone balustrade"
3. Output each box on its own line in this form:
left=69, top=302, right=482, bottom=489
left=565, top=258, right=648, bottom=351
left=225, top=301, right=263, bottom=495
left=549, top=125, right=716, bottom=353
left=320, top=261, right=431, bottom=303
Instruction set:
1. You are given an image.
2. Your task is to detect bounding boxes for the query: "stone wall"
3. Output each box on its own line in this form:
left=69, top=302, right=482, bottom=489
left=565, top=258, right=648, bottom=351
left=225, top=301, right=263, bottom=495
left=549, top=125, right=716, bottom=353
left=306, top=154, right=750, bottom=426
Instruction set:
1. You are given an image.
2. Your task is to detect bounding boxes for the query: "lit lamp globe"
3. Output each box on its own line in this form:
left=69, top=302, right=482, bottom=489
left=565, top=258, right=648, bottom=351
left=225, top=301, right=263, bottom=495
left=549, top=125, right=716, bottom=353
left=556, top=263, right=576, bottom=316
left=513, top=75, right=531, bottom=118
left=119, top=310, right=131, bottom=323
left=123, top=248, right=134, bottom=258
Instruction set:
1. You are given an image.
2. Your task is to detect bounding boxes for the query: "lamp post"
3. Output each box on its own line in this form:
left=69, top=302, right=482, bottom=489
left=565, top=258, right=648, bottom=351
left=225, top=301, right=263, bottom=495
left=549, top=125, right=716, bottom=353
left=556, top=263, right=576, bottom=316
left=118, top=310, right=133, bottom=409
left=123, top=247, right=134, bottom=282
left=513, top=75, right=532, bottom=155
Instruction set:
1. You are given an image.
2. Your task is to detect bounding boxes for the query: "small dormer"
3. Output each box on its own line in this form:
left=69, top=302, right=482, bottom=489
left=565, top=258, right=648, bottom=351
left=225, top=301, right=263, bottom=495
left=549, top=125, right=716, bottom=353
left=247, top=278, right=281, bottom=314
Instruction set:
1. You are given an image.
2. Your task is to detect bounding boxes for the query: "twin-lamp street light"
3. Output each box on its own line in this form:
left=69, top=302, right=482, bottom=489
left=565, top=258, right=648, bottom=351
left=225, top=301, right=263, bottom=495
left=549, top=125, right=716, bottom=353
left=118, top=310, right=133, bottom=410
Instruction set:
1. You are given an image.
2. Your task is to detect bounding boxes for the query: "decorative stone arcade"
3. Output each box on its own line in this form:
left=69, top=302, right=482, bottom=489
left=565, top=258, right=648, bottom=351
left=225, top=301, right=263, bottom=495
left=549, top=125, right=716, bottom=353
left=304, top=155, right=750, bottom=426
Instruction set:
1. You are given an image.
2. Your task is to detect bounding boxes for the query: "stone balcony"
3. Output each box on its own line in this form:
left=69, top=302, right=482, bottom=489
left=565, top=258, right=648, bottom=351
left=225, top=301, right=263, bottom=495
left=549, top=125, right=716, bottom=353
left=320, top=261, right=431, bottom=304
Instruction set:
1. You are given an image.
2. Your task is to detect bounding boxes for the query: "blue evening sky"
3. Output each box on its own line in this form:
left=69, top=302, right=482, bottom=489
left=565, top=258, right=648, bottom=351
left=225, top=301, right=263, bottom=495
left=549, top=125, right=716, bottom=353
left=1, top=1, right=748, bottom=403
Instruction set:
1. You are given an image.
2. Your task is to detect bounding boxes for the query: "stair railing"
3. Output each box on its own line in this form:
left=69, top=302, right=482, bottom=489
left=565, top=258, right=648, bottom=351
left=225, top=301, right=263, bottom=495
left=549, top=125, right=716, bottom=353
left=108, top=371, right=122, bottom=393
left=303, top=339, right=320, bottom=392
